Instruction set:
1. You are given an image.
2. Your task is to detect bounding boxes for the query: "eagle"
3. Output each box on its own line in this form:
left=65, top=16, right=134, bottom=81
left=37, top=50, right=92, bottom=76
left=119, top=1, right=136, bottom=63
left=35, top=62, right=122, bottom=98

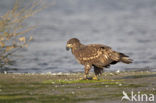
left=66, top=38, right=133, bottom=80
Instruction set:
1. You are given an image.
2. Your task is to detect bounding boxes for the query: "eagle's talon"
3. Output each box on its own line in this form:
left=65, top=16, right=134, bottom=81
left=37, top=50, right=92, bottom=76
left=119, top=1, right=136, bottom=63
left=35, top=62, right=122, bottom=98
left=92, top=76, right=98, bottom=80
left=79, top=77, right=83, bottom=80
left=79, top=77, right=88, bottom=80
left=79, top=77, right=93, bottom=80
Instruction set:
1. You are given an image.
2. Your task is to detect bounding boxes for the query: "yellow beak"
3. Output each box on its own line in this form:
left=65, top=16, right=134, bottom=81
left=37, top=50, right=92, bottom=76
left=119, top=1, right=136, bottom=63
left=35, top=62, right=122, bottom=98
left=66, top=44, right=72, bottom=51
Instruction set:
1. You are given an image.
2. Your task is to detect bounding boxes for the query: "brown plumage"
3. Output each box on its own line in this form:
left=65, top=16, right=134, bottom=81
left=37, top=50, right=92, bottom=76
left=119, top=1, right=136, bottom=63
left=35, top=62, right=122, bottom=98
left=66, top=38, right=133, bottom=79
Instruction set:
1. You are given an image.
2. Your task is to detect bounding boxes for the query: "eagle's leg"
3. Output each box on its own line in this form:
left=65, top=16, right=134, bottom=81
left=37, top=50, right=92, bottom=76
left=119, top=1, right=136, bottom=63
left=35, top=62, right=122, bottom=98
left=83, top=64, right=91, bottom=80
left=93, top=66, right=103, bottom=80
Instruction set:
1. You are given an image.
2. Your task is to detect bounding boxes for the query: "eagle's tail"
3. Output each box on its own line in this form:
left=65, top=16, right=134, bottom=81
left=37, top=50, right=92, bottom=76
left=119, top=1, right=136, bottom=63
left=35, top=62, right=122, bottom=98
left=119, top=53, right=133, bottom=64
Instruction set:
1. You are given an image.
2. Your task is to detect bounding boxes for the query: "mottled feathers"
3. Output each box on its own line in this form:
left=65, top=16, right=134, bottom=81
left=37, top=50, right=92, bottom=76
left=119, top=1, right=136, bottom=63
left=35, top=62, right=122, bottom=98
left=66, top=38, right=133, bottom=77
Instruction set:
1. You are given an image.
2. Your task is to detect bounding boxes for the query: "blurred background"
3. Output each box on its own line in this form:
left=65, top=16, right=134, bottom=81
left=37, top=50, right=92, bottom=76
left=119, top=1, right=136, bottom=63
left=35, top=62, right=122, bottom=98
left=0, top=0, right=156, bottom=73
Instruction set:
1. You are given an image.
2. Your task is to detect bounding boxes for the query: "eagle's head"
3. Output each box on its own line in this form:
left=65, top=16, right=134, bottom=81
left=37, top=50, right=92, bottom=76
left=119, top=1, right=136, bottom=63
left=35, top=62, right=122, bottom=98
left=66, top=38, right=80, bottom=51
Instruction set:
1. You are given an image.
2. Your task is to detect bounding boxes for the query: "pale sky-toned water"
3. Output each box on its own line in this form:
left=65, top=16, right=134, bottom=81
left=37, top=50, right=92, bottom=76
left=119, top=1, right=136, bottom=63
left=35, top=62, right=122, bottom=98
left=0, top=0, right=156, bottom=73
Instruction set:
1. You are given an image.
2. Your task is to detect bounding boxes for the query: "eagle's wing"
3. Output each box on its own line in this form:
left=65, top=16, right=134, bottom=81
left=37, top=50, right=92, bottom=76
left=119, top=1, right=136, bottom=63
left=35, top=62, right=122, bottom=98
left=87, top=44, right=111, bottom=49
left=75, top=44, right=119, bottom=62
left=89, top=44, right=120, bottom=61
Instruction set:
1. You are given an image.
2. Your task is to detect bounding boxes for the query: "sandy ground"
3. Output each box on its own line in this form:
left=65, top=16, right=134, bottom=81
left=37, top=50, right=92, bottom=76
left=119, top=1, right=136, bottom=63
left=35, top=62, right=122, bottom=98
left=0, top=71, right=156, bottom=103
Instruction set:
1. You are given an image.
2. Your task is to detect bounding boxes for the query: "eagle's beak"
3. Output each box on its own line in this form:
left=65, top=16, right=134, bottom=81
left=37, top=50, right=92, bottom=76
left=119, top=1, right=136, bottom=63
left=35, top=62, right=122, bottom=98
left=66, top=46, right=69, bottom=51
left=66, top=44, right=72, bottom=51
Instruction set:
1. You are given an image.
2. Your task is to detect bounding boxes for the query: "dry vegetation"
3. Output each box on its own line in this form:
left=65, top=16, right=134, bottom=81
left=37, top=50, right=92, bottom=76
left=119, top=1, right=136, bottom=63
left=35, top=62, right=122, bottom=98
left=0, top=0, right=45, bottom=68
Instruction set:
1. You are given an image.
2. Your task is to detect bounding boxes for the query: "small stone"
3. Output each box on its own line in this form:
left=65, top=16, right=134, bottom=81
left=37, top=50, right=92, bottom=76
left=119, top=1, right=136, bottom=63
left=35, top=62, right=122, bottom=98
left=4, top=71, right=7, bottom=74
left=57, top=72, right=63, bottom=75
left=72, top=91, right=75, bottom=94
left=109, top=73, right=114, bottom=75
left=105, top=85, right=109, bottom=87
left=116, top=70, right=120, bottom=73
left=119, top=83, right=122, bottom=86
left=52, top=73, right=57, bottom=75
left=51, top=82, right=55, bottom=84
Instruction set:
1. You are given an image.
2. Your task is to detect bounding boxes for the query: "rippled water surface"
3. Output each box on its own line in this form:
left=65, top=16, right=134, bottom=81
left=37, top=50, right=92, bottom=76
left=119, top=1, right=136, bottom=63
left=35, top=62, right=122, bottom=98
left=1, top=0, right=156, bottom=73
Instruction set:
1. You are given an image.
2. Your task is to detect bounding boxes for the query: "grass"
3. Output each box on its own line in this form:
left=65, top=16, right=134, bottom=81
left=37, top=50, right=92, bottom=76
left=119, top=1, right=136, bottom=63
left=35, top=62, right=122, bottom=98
left=42, top=79, right=124, bottom=84
left=0, top=71, right=155, bottom=103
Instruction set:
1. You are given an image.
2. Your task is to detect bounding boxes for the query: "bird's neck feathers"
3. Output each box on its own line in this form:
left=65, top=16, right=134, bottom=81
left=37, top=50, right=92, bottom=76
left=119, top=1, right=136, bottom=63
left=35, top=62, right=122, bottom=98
left=72, top=43, right=84, bottom=52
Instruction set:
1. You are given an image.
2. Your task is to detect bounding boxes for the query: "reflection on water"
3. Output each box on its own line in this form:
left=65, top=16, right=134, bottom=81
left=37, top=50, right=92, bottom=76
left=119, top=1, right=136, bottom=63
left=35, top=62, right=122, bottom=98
left=0, top=0, right=156, bottom=73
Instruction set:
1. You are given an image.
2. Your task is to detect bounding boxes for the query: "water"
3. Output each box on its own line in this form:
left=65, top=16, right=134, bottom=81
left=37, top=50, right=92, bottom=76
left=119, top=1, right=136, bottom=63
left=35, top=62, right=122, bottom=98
left=0, top=0, right=156, bottom=73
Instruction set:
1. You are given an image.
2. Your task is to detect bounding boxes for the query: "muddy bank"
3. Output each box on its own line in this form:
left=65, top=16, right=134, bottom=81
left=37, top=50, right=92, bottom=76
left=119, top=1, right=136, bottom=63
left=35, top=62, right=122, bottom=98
left=0, top=71, right=156, bottom=103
